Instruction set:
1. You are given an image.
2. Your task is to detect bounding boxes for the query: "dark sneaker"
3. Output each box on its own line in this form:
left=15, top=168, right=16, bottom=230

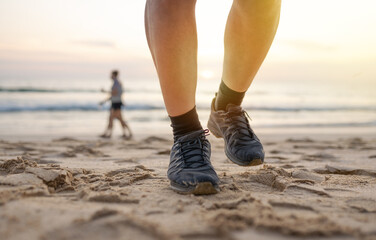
left=167, top=129, right=220, bottom=195
left=207, top=98, right=264, bottom=166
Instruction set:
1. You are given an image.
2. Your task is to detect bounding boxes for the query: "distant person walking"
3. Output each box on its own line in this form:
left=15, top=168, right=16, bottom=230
left=100, top=70, right=132, bottom=139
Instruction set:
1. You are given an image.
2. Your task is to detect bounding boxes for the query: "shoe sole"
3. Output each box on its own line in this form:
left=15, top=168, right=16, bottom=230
left=170, top=181, right=220, bottom=195
left=208, top=118, right=264, bottom=167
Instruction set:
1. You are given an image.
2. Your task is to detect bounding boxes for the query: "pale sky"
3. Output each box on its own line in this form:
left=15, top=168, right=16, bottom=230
left=0, top=0, right=375, bottom=84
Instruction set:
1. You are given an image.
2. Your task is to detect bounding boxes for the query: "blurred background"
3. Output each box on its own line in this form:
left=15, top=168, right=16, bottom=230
left=0, top=0, right=375, bottom=138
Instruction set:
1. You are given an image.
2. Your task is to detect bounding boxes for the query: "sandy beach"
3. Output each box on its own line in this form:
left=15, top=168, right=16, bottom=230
left=1, top=130, right=375, bottom=240
left=1, top=0, right=376, bottom=239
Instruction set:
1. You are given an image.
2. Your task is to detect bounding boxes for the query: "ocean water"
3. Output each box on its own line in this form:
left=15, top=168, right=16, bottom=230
left=0, top=77, right=375, bottom=138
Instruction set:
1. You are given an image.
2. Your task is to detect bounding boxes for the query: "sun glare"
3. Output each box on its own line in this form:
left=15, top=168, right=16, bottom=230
left=199, top=70, right=214, bottom=80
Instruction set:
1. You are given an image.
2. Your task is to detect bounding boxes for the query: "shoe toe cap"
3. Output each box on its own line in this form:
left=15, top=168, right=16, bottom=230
left=171, top=170, right=219, bottom=187
left=231, top=145, right=265, bottom=163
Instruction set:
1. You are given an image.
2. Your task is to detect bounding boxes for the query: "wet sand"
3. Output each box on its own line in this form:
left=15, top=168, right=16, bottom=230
left=1, top=132, right=376, bottom=240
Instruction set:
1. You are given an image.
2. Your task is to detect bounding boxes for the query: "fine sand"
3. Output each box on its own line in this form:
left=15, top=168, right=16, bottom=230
left=1, top=132, right=376, bottom=240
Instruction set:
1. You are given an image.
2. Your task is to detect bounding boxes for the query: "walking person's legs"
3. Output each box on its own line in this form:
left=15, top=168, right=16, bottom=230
left=145, top=0, right=197, bottom=117
left=101, top=110, right=115, bottom=138
left=116, top=111, right=133, bottom=139
left=222, top=0, right=281, bottom=93
left=145, top=0, right=219, bottom=194
left=208, top=0, right=281, bottom=165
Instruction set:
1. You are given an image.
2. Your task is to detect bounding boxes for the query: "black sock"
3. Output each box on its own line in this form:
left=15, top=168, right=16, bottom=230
left=169, top=106, right=202, bottom=138
left=215, top=80, right=245, bottom=111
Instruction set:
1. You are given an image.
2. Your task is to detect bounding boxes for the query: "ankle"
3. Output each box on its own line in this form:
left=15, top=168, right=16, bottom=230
left=169, top=106, right=202, bottom=139
left=215, top=80, right=245, bottom=111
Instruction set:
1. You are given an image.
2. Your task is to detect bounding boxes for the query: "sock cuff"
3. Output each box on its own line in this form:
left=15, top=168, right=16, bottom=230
left=169, top=106, right=202, bottom=138
left=219, top=80, right=246, bottom=97
left=169, top=106, right=198, bottom=124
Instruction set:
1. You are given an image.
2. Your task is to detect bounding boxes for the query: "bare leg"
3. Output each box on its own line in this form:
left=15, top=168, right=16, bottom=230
left=144, top=0, right=220, bottom=195
left=114, top=110, right=133, bottom=138
left=222, top=0, right=281, bottom=92
left=145, top=0, right=198, bottom=117
left=101, top=110, right=114, bottom=138
left=207, top=0, right=280, bottom=166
